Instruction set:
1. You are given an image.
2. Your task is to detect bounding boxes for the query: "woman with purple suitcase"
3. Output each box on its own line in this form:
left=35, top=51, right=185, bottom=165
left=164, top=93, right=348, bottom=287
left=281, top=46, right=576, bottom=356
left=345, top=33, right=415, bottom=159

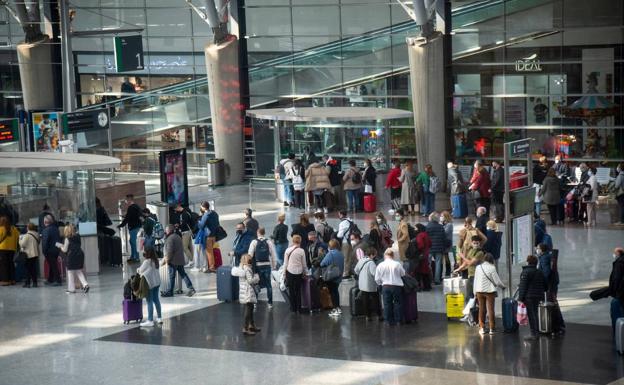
left=137, top=249, right=162, bottom=327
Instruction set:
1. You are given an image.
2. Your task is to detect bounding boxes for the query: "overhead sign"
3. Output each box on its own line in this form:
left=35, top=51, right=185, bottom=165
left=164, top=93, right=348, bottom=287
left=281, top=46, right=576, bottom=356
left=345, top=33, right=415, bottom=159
left=113, top=35, right=144, bottom=72
left=62, top=108, right=110, bottom=134
left=515, top=53, right=542, bottom=72
left=509, top=139, right=531, bottom=157
left=0, top=119, right=18, bottom=144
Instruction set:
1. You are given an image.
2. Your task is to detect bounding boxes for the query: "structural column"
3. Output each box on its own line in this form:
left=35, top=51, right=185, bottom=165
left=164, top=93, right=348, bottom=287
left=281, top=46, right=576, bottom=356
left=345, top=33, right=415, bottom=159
left=17, top=37, right=57, bottom=111
left=407, top=32, right=449, bottom=209
left=205, top=37, right=244, bottom=184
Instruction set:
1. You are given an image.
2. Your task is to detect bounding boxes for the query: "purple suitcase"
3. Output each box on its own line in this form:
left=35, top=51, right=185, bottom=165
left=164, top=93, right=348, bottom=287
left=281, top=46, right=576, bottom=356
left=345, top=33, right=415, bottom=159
left=300, top=276, right=321, bottom=312
left=123, top=299, right=143, bottom=324
left=402, top=291, right=418, bottom=323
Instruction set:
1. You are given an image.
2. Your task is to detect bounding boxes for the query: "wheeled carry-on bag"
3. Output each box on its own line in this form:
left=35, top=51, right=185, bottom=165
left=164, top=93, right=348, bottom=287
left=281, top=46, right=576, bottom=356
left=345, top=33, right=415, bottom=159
left=451, top=193, right=468, bottom=219
left=363, top=194, right=376, bottom=213
left=446, top=293, right=465, bottom=319
left=616, top=318, right=624, bottom=354
left=301, top=275, right=321, bottom=312
left=217, top=265, right=239, bottom=302
left=349, top=286, right=366, bottom=317
left=403, top=291, right=418, bottom=323
left=538, top=292, right=554, bottom=334
left=122, top=299, right=143, bottom=324
left=110, top=235, right=123, bottom=266
left=502, top=291, right=519, bottom=333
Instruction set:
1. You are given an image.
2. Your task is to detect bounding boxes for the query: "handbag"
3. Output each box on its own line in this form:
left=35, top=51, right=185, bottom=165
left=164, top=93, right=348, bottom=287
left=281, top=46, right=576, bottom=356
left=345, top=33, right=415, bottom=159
left=364, top=184, right=373, bottom=194
left=516, top=302, right=528, bottom=325
left=214, top=226, right=227, bottom=242
left=14, top=251, right=27, bottom=264
left=322, top=264, right=341, bottom=282
left=589, top=286, right=611, bottom=301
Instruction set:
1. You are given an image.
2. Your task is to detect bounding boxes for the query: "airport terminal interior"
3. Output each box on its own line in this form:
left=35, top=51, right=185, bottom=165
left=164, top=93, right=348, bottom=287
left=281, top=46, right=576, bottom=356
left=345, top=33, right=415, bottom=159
left=1, top=0, right=624, bottom=384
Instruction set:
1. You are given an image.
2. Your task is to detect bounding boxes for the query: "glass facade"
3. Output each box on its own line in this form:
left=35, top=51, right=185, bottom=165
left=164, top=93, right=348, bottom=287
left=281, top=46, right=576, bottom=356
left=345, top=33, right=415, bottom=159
left=450, top=0, right=624, bottom=165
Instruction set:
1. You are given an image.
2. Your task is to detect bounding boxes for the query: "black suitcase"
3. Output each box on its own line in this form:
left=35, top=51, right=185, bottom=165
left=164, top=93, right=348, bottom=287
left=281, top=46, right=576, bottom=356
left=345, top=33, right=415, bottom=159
left=98, top=234, right=112, bottom=265
left=110, top=236, right=122, bottom=266
left=350, top=286, right=366, bottom=317
left=217, top=266, right=239, bottom=302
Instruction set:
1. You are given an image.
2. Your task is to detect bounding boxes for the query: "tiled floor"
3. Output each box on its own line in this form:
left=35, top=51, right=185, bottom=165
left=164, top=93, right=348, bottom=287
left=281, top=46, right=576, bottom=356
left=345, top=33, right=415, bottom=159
left=1, top=182, right=623, bottom=385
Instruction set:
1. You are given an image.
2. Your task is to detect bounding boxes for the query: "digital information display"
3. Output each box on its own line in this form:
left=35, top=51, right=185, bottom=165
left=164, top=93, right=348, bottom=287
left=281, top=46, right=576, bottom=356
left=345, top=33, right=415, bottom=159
left=0, top=119, right=18, bottom=143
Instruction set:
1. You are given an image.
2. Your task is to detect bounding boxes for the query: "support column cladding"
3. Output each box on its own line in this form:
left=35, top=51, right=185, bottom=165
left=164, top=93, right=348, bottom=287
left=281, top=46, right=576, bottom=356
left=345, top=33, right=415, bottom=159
left=408, top=33, right=450, bottom=210
left=205, top=37, right=244, bottom=185
left=17, top=37, right=57, bottom=111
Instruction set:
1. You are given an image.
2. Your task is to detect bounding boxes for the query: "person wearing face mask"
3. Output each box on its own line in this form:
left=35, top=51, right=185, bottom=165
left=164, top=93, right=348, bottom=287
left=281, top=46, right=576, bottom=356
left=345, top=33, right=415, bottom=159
left=366, top=220, right=384, bottom=257
left=375, top=212, right=393, bottom=250
left=441, top=211, right=454, bottom=277
left=613, top=163, right=624, bottom=226
left=362, top=158, right=377, bottom=195
left=231, top=222, right=255, bottom=267
left=583, top=166, right=599, bottom=227
left=608, top=248, right=624, bottom=332
left=453, top=235, right=485, bottom=304
left=349, top=233, right=367, bottom=275
left=552, top=154, right=570, bottom=180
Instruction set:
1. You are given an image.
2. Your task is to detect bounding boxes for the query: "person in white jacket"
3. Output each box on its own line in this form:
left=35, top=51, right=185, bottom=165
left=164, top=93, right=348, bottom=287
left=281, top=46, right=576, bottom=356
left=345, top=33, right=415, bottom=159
left=231, top=253, right=260, bottom=336
left=473, top=253, right=506, bottom=335
left=585, top=167, right=599, bottom=227
left=19, top=223, right=40, bottom=288
left=136, top=249, right=162, bottom=327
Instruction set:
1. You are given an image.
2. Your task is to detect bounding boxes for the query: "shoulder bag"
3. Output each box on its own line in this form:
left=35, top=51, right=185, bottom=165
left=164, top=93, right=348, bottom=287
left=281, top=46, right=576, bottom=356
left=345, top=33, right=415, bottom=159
left=480, top=265, right=499, bottom=297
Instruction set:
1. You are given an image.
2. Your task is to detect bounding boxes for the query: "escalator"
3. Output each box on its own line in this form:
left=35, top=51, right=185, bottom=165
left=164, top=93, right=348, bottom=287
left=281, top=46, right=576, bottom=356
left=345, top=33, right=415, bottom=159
left=78, top=0, right=555, bottom=146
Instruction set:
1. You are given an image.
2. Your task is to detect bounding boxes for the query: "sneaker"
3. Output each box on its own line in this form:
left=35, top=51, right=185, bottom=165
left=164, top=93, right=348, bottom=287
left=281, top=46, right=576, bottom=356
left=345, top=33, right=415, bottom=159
left=156, top=318, right=163, bottom=324
left=187, top=288, right=196, bottom=297
left=65, top=290, right=76, bottom=294
left=161, top=292, right=173, bottom=297
left=200, top=268, right=207, bottom=273
left=478, top=328, right=486, bottom=335
left=175, top=289, right=184, bottom=295
left=336, top=308, right=342, bottom=314
left=83, top=285, right=90, bottom=294
left=190, top=268, right=200, bottom=273
left=249, top=326, right=261, bottom=332
left=242, top=328, right=256, bottom=336
left=328, top=309, right=339, bottom=317
left=323, top=208, right=328, bottom=214
left=268, top=304, right=273, bottom=309
left=140, top=320, right=155, bottom=327
left=459, top=315, right=469, bottom=322
left=489, top=329, right=497, bottom=335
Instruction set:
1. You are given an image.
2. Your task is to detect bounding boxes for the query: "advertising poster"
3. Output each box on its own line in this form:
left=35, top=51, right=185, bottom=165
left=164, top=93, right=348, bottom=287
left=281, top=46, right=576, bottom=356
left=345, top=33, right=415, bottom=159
left=159, top=148, right=189, bottom=207
left=32, top=112, right=61, bottom=152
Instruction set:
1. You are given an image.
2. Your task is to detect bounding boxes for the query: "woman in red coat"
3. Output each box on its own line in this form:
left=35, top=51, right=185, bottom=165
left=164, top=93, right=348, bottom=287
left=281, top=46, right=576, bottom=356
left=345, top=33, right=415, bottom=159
left=469, top=164, right=492, bottom=215
left=415, top=223, right=432, bottom=291
left=385, top=159, right=402, bottom=201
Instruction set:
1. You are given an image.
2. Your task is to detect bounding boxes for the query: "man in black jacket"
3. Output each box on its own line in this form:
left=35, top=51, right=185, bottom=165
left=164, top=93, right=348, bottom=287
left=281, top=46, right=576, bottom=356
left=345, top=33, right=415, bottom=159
left=425, top=212, right=446, bottom=285
left=490, top=161, right=505, bottom=222
left=117, top=194, right=142, bottom=262
left=172, top=204, right=194, bottom=265
left=41, top=215, right=62, bottom=286
left=609, top=248, right=624, bottom=332
left=518, top=254, right=546, bottom=341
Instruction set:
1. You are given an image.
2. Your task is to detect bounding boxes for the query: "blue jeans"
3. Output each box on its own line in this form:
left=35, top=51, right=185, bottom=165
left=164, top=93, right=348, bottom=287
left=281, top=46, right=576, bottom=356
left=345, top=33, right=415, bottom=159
left=257, top=265, right=273, bottom=304
left=165, top=264, right=193, bottom=295
left=346, top=189, right=358, bottom=211
left=282, top=177, right=293, bottom=203
left=422, top=192, right=435, bottom=215
left=144, top=235, right=155, bottom=252
left=275, top=242, right=288, bottom=268
left=146, top=285, right=162, bottom=321
left=611, top=298, right=624, bottom=335
left=535, top=202, right=542, bottom=217
left=129, top=227, right=140, bottom=260
left=432, top=252, right=444, bottom=284
left=382, top=285, right=403, bottom=325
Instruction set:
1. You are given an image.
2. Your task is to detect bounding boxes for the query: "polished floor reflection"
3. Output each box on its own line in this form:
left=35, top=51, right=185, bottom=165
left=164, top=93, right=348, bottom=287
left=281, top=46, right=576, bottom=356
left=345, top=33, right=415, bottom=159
left=99, top=301, right=622, bottom=385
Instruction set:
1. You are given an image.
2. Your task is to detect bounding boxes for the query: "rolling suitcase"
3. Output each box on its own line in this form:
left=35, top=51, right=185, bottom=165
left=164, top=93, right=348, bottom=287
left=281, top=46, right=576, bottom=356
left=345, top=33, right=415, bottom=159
left=159, top=264, right=182, bottom=294
left=616, top=318, right=624, bottom=354
left=502, top=295, right=519, bottom=333
left=44, top=256, right=65, bottom=281
left=363, top=194, right=376, bottom=213
left=110, top=236, right=123, bottom=266
left=98, top=234, right=112, bottom=265
left=214, top=247, right=223, bottom=268
left=301, top=275, right=321, bottom=312
left=451, top=193, right=468, bottom=218
left=538, top=293, right=554, bottom=334
left=349, top=286, right=366, bottom=317
left=122, top=299, right=143, bottom=324
left=446, top=293, right=464, bottom=319
left=402, top=291, right=418, bottom=323
left=217, top=265, right=239, bottom=302
left=319, top=285, right=333, bottom=310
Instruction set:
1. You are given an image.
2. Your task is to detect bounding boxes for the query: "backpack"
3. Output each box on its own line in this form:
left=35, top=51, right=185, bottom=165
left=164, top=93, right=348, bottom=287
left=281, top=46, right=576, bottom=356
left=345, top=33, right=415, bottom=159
left=407, top=224, right=417, bottom=239
left=429, top=176, right=441, bottom=194
left=405, top=239, right=423, bottom=261
left=328, top=161, right=342, bottom=186
left=292, top=168, right=304, bottom=191
left=351, top=170, right=362, bottom=184
left=123, top=278, right=133, bottom=300
left=152, top=220, right=165, bottom=240
left=336, top=219, right=361, bottom=242
left=320, top=222, right=334, bottom=243
left=189, top=210, right=201, bottom=233
left=380, top=225, right=393, bottom=248
left=255, top=239, right=271, bottom=263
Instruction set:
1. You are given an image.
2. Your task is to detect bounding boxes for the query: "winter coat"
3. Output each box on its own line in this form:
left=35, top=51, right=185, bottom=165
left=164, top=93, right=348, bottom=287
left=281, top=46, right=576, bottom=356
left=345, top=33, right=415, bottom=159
left=65, top=235, right=85, bottom=270
left=399, top=168, right=417, bottom=205
left=483, top=230, right=502, bottom=260
left=540, top=176, right=561, bottom=206
left=305, top=163, right=332, bottom=192
left=609, top=255, right=624, bottom=302
left=19, top=231, right=40, bottom=258
left=0, top=226, right=19, bottom=251
left=473, top=261, right=504, bottom=294
left=363, top=166, right=376, bottom=192
left=41, top=224, right=61, bottom=258
left=385, top=166, right=402, bottom=189
left=491, top=167, right=504, bottom=194
left=396, top=220, right=410, bottom=261
left=137, top=259, right=161, bottom=289
left=457, top=225, right=487, bottom=258
left=447, top=167, right=466, bottom=195
left=469, top=168, right=491, bottom=199
left=164, top=232, right=185, bottom=266
left=425, top=221, right=446, bottom=254
left=518, top=264, right=546, bottom=302
left=343, top=166, right=362, bottom=191
left=415, top=232, right=432, bottom=274
left=232, top=265, right=259, bottom=304
left=533, top=163, right=549, bottom=185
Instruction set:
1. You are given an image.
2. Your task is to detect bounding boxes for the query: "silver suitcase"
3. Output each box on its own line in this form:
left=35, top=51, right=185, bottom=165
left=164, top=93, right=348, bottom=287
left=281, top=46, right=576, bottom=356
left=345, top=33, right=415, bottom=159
left=616, top=318, right=624, bottom=354
left=538, top=292, right=554, bottom=334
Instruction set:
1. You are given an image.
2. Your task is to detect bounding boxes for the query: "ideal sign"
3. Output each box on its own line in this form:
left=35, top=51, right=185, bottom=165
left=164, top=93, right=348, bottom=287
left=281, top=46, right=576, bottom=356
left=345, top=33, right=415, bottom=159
left=515, top=54, right=542, bottom=72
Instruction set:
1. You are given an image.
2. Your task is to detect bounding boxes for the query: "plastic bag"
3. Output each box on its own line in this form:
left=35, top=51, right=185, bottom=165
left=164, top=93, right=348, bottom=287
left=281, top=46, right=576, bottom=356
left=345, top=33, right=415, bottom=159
left=517, top=302, right=528, bottom=325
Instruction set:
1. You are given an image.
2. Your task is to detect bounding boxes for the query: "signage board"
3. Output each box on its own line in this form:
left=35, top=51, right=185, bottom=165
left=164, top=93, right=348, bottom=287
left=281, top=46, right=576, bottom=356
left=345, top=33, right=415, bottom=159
left=510, top=187, right=535, bottom=217
left=62, top=108, right=110, bottom=134
left=113, top=35, right=144, bottom=72
left=0, top=118, right=18, bottom=144
left=513, top=214, right=532, bottom=264
left=509, top=139, right=531, bottom=157
left=515, top=54, right=542, bottom=72
left=159, top=148, right=189, bottom=207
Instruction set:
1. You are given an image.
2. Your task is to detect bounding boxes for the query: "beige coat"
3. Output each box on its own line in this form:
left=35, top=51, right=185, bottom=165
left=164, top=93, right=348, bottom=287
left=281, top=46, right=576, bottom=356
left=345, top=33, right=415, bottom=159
left=305, top=163, right=332, bottom=192
left=343, top=166, right=362, bottom=191
left=19, top=231, right=40, bottom=258
left=396, top=220, right=410, bottom=261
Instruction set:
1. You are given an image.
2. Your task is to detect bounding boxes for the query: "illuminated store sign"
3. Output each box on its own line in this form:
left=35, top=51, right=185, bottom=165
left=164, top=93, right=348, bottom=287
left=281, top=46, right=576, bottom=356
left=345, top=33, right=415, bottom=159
left=515, top=54, right=542, bottom=72
left=0, top=119, right=18, bottom=144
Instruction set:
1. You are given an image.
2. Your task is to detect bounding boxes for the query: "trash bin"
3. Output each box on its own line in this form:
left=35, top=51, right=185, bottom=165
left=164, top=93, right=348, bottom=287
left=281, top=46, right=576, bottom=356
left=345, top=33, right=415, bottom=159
left=207, top=158, right=225, bottom=186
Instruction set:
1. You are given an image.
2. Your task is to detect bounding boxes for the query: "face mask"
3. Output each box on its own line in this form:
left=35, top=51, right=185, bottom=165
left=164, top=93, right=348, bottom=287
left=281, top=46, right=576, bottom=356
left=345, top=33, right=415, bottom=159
left=351, top=240, right=357, bottom=246
left=535, top=248, right=543, bottom=256
left=472, top=243, right=479, bottom=249
left=555, top=159, right=560, bottom=164
left=376, top=218, right=383, bottom=224
left=236, top=230, right=243, bottom=235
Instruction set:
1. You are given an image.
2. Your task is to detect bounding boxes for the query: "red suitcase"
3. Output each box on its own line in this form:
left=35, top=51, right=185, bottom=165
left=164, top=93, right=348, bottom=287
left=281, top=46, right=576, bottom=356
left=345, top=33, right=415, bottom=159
left=363, top=194, right=376, bottom=213
left=214, top=247, right=223, bottom=268
left=44, top=256, right=66, bottom=281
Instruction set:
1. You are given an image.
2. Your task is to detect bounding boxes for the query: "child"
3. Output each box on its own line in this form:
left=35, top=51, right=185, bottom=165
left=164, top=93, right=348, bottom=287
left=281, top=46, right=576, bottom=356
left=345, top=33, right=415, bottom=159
left=231, top=253, right=260, bottom=335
